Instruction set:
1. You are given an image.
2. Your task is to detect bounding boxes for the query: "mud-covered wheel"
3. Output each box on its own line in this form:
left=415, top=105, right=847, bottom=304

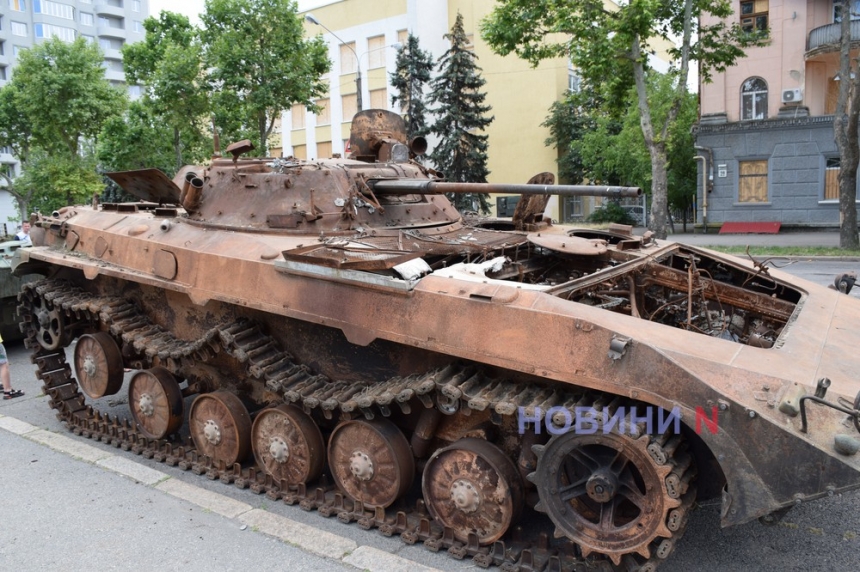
left=129, top=367, right=184, bottom=439
left=328, top=418, right=414, bottom=508
left=74, top=332, right=124, bottom=399
left=422, top=437, right=524, bottom=545
left=532, top=431, right=686, bottom=566
left=189, top=391, right=252, bottom=466
left=251, top=404, right=325, bottom=486
left=32, top=297, right=69, bottom=350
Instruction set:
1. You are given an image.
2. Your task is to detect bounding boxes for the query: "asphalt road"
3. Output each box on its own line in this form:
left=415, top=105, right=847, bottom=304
left=1, top=258, right=859, bottom=572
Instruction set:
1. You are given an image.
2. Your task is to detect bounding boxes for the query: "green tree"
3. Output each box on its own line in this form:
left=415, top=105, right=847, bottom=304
left=483, top=0, right=764, bottom=238
left=390, top=33, right=435, bottom=140
left=429, top=12, right=494, bottom=213
left=15, top=150, right=104, bottom=215
left=12, top=37, right=126, bottom=160
left=122, top=11, right=210, bottom=171
left=1, top=38, right=125, bottom=212
left=97, top=101, right=180, bottom=174
left=201, top=0, right=330, bottom=155
left=0, top=84, right=37, bottom=220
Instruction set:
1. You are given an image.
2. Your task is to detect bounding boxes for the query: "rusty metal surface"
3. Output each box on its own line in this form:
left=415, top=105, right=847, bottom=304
left=106, top=169, right=182, bottom=204
left=14, top=108, right=860, bottom=571
left=74, top=332, right=124, bottom=399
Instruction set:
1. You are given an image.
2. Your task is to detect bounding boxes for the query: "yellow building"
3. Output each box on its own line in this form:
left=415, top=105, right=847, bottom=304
left=288, top=0, right=662, bottom=221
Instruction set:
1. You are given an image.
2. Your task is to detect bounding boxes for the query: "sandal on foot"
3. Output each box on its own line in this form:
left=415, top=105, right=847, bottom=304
left=3, top=389, right=24, bottom=400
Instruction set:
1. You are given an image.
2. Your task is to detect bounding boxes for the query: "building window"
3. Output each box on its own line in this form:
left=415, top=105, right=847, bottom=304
left=80, top=12, right=94, bottom=26
left=133, top=0, right=140, bottom=11
left=397, top=29, right=407, bottom=45
left=33, top=1, right=74, bottom=20
left=316, top=141, right=332, bottom=159
left=12, top=45, right=23, bottom=56
left=99, top=16, right=123, bottom=29
left=739, top=160, right=768, bottom=203
left=740, top=0, right=768, bottom=33
left=11, top=21, right=28, bottom=37
left=315, top=98, right=330, bottom=125
left=8, top=0, right=26, bottom=11
left=367, top=35, right=386, bottom=69
left=35, top=23, right=76, bottom=42
left=834, top=0, right=860, bottom=21
left=825, top=157, right=840, bottom=200
left=342, top=93, right=357, bottom=119
left=133, top=20, right=143, bottom=33
left=340, top=42, right=356, bottom=74
left=741, top=77, right=768, bottom=120
left=81, top=34, right=95, bottom=43
left=292, top=144, right=306, bottom=160
left=0, top=66, right=6, bottom=81
left=369, top=88, right=387, bottom=110
left=291, top=104, right=305, bottom=129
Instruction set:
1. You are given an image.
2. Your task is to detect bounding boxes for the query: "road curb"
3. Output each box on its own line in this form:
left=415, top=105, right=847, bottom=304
left=0, top=413, right=443, bottom=572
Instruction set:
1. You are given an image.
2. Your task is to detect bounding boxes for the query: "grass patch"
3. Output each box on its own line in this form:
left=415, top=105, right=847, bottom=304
left=697, top=245, right=860, bottom=257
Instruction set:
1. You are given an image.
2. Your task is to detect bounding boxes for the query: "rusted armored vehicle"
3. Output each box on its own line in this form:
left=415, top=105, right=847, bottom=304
left=15, top=110, right=860, bottom=571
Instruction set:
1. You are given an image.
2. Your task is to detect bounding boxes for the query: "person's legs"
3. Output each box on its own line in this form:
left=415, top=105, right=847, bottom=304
left=0, top=342, right=22, bottom=398
left=0, top=362, right=10, bottom=392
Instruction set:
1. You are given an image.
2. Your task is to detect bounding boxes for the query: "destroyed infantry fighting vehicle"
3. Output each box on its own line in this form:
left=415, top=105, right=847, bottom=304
left=14, top=110, right=860, bottom=571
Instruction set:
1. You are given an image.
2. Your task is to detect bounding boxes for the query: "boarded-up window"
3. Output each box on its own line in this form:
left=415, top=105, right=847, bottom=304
left=739, top=160, right=768, bottom=202
left=342, top=93, right=357, bottom=120
left=291, top=104, right=305, bottom=129
left=825, top=157, right=840, bottom=200
left=826, top=76, right=839, bottom=114
left=316, top=141, right=332, bottom=159
left=316, top=98, right=330, bottom=125
left=370, top=88, right=387, bottom=110
left=397, top=29, right=407, bottom=45
left=367, top=35, right=386, bottom=68
left=292, top=144, right=306, bottom=160
left=340, top=42, right=356, bottom=74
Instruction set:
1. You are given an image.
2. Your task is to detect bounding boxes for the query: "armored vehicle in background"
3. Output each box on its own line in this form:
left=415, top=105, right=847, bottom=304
left=0, top=239, right=37, bottom=341
left=14, top=110, right=860, bottom=571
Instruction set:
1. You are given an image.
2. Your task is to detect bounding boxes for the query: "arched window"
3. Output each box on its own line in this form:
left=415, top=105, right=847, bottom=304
left=741, top=77, right=768, bottom=120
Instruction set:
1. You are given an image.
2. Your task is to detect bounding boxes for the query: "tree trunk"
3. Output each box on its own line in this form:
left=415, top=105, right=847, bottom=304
left=649, top=149, right=670, bottom=238
left=173, top=127, right=182, bottom=173
left=834, top=0, right=860, bottom=249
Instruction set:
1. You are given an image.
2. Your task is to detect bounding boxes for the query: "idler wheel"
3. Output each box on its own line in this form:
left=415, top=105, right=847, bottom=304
left=422, top=438, right=524, bottom=545
left=129, top=367, right=184, bottom=439
left=532, top=431, right=682, bottom=566
left=327, top=418, right=414, bottom=508
left=190, top=391, right=252, bottom=466
left=74, top=332, right=124, bottom=399
left=251, top=404, right=325, bottom=486
left=33, top=297, right=69, bottom=350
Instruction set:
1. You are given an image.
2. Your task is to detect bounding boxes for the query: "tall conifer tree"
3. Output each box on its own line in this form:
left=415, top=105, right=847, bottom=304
left=390, top=33, right=434, bottom=141
left=429, top=13, right=493, bottom=213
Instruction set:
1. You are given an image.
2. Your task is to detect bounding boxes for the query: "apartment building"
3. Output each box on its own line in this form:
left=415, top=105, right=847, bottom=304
left=0, top=0, right=148, bottom=229
left=695, top=0, right=855, bottom=229
left=288, top=0, right=582, bottom=221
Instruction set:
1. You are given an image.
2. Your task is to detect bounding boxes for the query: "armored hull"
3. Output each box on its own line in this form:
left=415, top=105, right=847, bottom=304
left=15, top=111, right=860, bottom=570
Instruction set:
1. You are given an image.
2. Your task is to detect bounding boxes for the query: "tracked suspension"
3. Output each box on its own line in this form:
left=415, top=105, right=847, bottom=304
left=20, top=279, right=696, bottom=572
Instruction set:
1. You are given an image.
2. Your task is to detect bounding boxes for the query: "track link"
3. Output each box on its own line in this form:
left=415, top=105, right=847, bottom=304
left=20, top=279, right=694, bottom=571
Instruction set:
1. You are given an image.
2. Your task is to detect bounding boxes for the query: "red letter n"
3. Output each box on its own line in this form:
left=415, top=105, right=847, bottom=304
left=695, top=406, right=719, bottom=435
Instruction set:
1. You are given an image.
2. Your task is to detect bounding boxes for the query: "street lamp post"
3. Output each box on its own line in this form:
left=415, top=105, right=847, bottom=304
left=305, top=13, right=363, bottom=111
left=305, top=14, right=401, bottom=113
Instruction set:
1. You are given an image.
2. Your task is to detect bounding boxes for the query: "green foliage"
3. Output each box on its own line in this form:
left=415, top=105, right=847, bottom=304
left=122, top=11, right=210, bottom=170
left=98, top=101, right=182, bottom=175
left=16, top=150, right=104, bottom=214
left=201, top=0, right=330, bottom=155
left=0, top=38, right=125, bottom=217
left=429, top=13, right=494, bottom=214
left=12, top=38, right=126, bottom=158
left=482, top=0, right=766, bottom=237
left=390, top=34, right=435, bottom=140
left=586, top=201, right=637, bottom=226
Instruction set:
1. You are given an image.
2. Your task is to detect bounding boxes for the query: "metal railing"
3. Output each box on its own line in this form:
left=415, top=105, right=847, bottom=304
left=807, top=21, right=860, bottom=51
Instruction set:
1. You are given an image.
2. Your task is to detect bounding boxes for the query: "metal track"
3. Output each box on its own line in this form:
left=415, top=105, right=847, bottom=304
left=19, top=279, right=695, bottom=572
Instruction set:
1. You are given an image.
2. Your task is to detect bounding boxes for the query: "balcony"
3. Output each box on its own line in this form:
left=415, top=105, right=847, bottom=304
left=807, top=21, right=860, bottom=57
left=97, top=25, right=126, bottom=40
left=103, top=68, right=125, bottom=82
left=102, top=48, right=123, bottom=61
left=94, top=3, right=126, bottom=18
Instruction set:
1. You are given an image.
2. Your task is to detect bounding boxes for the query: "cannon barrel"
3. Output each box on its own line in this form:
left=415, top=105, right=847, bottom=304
left=368, top=179, right=641, bottom=198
